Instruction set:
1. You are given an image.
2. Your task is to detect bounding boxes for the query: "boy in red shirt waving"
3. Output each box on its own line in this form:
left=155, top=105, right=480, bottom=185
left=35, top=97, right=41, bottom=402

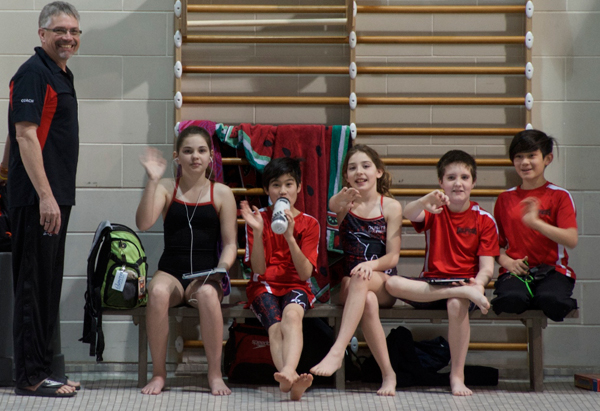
left=492, top=130, right=578, bottom=322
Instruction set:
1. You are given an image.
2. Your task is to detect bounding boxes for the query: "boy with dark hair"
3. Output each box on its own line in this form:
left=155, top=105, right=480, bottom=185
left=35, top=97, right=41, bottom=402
left=240, top=157, right=320, bottom=401
left=492, top=130, right=578, bottom=322
left=386, top=150, right=498, bottom=396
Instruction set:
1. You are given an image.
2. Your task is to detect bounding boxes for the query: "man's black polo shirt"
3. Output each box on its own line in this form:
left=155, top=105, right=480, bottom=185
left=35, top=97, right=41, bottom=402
left=8, top=46, right=79, bottom=208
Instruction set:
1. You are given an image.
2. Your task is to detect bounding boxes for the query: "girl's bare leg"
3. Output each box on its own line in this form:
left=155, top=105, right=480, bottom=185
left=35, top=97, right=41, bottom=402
left=188, top=280, right=231, bottom=396
left=311, top=272, right=392, bottom=377
left=361, top=290, right=396, bottom=396
left=141, top=272, right=185, bottom=395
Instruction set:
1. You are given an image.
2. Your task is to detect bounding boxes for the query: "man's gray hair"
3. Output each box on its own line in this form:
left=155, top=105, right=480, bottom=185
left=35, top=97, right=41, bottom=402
left=39, top=1, right=80, bottom=28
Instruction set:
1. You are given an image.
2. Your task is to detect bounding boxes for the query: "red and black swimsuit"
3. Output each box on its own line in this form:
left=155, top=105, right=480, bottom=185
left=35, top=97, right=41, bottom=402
left=338, top=196, right=397, bottom=276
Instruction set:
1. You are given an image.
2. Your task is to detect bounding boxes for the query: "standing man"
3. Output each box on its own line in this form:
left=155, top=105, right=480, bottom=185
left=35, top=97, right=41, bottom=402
left=6, top=2, right=81, bottom=398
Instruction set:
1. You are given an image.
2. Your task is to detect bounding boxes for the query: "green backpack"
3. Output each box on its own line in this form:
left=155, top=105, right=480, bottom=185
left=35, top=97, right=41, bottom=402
left=81, top=221, right=148, bottom=360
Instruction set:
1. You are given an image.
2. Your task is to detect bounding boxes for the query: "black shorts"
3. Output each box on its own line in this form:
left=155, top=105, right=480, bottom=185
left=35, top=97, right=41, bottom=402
left=250, top=290, right=309, bottom=330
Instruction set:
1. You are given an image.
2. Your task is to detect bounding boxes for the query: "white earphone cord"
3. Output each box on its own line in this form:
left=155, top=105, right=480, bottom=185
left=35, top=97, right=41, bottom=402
left=172, top=155, right=215, bottom=299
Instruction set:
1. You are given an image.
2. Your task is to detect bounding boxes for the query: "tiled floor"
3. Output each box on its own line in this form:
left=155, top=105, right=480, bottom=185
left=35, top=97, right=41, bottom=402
left=1, top=372, right=600, bottom=411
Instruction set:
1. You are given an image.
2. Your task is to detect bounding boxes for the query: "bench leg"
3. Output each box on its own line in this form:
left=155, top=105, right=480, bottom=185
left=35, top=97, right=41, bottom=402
left=138, top=315, right=148, bottom=388
left=527, top=318, right=544, bottom=392
left=333, top=317, right=345, bottom=390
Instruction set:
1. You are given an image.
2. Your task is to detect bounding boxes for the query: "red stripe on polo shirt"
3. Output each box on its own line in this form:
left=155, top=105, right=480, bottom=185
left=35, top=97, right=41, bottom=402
left=9, top=82, right=14, bottom=110
left=37, top=84, right=57, bottom=150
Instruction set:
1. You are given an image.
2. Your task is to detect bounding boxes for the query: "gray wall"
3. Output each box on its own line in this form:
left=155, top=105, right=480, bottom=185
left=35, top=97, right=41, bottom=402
left=0, top=0, right=598, bottom=373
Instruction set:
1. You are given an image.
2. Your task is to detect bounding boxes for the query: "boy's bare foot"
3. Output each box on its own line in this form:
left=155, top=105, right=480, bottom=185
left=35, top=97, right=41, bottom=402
left=141, top=376, right=166, bottom=395
left=377, top=374, right=396, bottom=396
left=290, top=373, right=313, bottom=401
left=274, top=369, right=296, bottom=393
left=465, top=285, right=490, bottom=314
left=209, top=377, right=231, bottom=396
left=450, top=375, right=473, bottom=396
left=310, top=350, right=344, bottom=377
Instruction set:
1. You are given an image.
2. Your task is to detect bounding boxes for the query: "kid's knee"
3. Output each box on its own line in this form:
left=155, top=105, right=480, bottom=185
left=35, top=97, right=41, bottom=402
left=446, top=297, right=469, bottom=317
left=364, top=291, right=379, bottom=314
left=534, top=293, right=577, bottom=322
left=282, top=307, right=303, bottom=325
left=385, top=276, right=401, bottom=295
left=147, top=285, right=172, bottom=305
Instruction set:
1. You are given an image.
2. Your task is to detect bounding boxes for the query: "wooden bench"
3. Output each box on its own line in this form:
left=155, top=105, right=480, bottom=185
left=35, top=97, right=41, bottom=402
left=104, top=304, right=578, bottom=392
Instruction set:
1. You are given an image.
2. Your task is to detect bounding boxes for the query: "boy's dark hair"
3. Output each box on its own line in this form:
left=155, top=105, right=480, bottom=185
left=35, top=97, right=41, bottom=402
left=436, top=150, right=477, bottom=181
left=262, top=157, right=302, bottom=188
left=509, top=129, right=556, bottom=162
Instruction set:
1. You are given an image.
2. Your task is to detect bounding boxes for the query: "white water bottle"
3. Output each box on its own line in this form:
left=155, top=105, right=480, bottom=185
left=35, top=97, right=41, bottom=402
left=271, top=197, right=290, bottom=235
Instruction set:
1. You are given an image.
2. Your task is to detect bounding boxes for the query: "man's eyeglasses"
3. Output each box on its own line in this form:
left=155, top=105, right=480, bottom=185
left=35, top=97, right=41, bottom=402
left=42, top=27, right=82, bottom=36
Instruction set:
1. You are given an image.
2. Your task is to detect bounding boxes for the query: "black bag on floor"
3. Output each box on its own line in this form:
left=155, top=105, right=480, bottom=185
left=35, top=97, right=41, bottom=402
left=361, top=326, right=498, bottom=388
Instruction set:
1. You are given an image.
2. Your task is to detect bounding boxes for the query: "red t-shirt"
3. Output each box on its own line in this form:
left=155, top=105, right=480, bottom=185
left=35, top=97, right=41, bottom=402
left=244, top=207, right=320, bottom=306
left=412, top=202, right=499, bottom=278
left=494, top=182, right=577, bottom=278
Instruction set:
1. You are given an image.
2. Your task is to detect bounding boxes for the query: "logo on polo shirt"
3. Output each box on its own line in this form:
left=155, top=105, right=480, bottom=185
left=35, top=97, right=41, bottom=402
left=21, top=99, right=34, bottom=103
left=456, top=227, right=477, bottom=235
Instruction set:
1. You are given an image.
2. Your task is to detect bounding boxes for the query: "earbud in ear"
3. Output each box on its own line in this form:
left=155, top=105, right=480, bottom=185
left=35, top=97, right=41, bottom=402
left=174, top=158, right=179, bottom=164
left=210, top=157, right=213, bottom=163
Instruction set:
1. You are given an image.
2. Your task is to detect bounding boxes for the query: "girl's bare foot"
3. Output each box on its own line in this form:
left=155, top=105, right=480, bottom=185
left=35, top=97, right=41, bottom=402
left=310, top=350, right=344, bottom=377
left=209, top=377, right=231, bottom=396
left=450, top=375, right=473, bottom=396
left=290, top=373, right=313, bottom=401
left=377, top=374, right=396, bottom=396
left=141, top=376, right=166, bottom=395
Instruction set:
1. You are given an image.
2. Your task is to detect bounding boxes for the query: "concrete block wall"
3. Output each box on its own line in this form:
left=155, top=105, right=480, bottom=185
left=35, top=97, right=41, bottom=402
left=0, top=0, right=598, bottom=372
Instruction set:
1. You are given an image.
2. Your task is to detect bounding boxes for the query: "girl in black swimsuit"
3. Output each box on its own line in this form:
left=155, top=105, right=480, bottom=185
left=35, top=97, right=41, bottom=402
left=136, top=126, right=237, bottom=396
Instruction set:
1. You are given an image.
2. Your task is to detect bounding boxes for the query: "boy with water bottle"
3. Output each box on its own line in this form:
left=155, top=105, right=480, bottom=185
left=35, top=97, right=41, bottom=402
left=240, top=157, right=320, bottom=400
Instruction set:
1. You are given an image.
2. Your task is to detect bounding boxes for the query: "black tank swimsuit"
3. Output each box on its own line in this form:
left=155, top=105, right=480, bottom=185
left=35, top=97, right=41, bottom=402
left=158, top=178, right=220, bottom=289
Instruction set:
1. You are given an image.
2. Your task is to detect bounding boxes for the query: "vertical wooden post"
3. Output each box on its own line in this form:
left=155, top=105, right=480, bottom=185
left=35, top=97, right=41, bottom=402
left=347, top=0, right=356, bottom=127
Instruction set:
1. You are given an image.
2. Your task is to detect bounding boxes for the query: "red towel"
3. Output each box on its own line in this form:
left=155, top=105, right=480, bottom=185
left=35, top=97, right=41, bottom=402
left=235, top=124, right=332, bottom=302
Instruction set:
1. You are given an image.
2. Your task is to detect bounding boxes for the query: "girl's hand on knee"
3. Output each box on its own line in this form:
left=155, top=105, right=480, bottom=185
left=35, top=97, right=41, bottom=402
left=350, top=262, right=373, bottom=280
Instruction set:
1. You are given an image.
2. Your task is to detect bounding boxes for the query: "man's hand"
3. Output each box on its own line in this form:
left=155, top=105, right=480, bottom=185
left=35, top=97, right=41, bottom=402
left=40, top=195, right=61, bottom=234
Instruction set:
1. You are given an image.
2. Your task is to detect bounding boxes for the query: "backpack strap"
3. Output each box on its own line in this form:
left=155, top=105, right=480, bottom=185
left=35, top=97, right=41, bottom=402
left=80, top=221, right=113, bottom=359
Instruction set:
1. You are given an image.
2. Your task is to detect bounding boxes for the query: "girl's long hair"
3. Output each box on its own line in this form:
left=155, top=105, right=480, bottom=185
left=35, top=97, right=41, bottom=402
left=342, top=144, right=393, bottom=198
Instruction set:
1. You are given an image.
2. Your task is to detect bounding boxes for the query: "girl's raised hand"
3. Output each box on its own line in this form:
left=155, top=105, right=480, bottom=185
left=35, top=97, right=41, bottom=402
left=337, top=187, right=361, bottom=212
left=139, top=147, right=167, bottom=181
left=240, top=201, right=264, bottom=233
